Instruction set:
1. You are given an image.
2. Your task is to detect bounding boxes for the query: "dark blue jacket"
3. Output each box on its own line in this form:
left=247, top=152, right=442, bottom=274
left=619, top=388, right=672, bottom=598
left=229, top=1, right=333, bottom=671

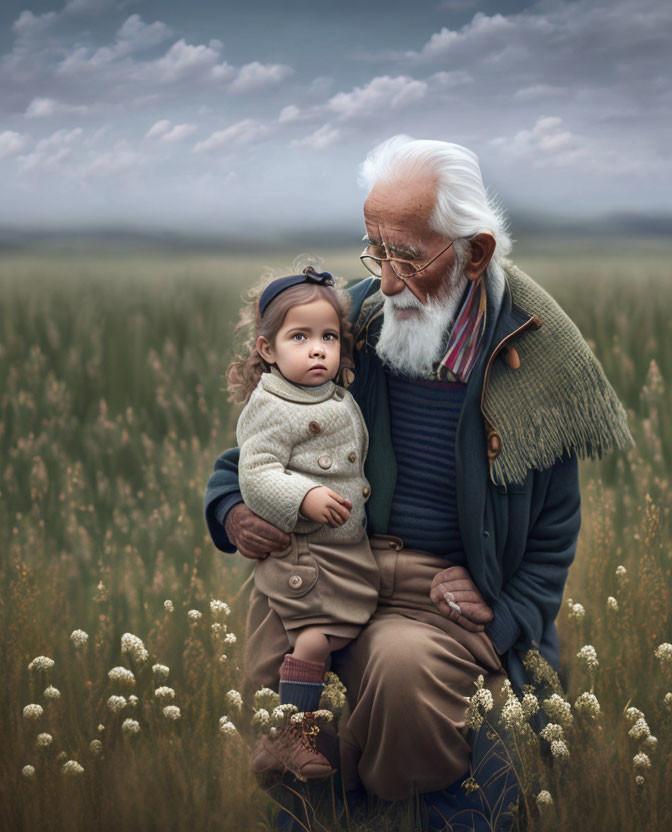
left=204, top=275, right=581, bottom=691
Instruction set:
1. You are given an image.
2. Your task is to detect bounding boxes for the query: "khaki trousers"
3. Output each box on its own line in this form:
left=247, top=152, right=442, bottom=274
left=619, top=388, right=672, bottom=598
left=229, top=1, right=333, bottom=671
left=243, top=534, right=506, bottom=802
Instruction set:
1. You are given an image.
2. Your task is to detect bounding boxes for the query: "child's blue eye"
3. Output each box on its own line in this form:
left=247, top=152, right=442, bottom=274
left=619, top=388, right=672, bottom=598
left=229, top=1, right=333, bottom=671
left=291, top=333, right=306, bottom=341
left=323, top=333, right=338, bottom=341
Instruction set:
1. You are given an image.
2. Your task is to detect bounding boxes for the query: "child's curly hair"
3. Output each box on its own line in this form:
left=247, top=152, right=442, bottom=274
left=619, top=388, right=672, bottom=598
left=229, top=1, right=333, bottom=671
left=226, top=262, right=355, bottom=404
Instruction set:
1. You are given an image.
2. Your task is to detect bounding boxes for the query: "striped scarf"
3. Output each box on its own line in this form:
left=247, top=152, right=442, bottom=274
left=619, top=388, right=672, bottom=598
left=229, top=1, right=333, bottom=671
left=439, top=276, right=487, bottom=382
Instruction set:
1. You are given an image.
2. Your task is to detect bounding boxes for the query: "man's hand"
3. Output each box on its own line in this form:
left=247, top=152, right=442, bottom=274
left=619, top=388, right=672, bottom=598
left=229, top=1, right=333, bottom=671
left=429, top=565, right=494, bottom=633
left=224, top=503, right=291, bottom=560
left=300, top=486, right=352, bottom=527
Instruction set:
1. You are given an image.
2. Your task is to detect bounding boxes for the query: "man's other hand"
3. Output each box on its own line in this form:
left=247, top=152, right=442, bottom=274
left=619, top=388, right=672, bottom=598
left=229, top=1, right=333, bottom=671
left=224, top=503, right=291, bottom=560
left=429, top=565, right=494, bottom=633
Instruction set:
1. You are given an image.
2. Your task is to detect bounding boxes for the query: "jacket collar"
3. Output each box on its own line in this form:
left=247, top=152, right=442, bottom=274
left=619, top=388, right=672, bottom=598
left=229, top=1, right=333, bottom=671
left=260, top=366, right=337, bottom=404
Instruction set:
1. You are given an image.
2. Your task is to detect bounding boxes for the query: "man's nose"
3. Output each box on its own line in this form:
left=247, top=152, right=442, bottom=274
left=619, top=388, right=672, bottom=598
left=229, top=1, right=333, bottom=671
left=379, top=261, right=405, bottom=296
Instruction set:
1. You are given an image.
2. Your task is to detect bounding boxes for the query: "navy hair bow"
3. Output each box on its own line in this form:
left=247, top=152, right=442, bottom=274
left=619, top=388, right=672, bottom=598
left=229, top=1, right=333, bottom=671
left=259, top=266, right=335, bottom=317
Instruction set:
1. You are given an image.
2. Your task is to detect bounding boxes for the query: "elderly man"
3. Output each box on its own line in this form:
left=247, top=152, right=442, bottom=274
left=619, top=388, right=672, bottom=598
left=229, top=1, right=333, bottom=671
left=204, top=137, right=631, bottom=829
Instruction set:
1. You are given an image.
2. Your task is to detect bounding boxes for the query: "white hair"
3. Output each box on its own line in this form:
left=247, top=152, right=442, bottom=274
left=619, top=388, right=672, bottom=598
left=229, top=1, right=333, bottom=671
left=358, top=135, right=512, bottom=272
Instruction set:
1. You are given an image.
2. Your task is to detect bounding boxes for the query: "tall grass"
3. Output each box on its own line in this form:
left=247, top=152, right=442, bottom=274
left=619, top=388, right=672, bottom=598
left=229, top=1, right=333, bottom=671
left=0, top=242, right=670, bottom=831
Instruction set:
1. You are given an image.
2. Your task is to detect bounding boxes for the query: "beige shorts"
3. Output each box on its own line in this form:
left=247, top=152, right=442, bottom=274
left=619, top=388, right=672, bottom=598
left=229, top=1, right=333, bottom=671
left=253, top=532, right=380, bottom=647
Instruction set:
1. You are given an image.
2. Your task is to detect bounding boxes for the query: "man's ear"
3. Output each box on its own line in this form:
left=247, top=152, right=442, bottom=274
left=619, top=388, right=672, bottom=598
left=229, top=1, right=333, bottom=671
left=464, top=233, right=496, bottom=282
left=256, top=335, right=275, bottom=365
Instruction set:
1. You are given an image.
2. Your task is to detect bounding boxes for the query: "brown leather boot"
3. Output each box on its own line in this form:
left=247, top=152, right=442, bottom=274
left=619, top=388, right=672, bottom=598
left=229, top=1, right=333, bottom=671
left=251, top=713, right=336, bottom=781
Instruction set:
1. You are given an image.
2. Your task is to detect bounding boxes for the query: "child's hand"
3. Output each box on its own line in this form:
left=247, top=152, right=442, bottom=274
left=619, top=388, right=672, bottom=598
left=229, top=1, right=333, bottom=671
left=300, top=487, right=352, bottom=527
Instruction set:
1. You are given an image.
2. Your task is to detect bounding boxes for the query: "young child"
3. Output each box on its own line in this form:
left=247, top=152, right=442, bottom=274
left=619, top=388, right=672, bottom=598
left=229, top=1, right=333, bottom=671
left=226, top=266, right=380, bottom=781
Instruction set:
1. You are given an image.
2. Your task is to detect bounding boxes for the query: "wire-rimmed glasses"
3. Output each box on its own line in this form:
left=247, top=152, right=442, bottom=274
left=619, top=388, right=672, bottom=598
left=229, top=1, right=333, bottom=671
left=360, top=238, right=456, bottom=280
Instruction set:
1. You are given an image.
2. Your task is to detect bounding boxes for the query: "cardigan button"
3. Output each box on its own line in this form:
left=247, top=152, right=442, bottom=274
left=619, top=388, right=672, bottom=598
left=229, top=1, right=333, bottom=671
left=348, top=451, right=357, bottom=463
left=288, top=574, right=303, bottom=590
left=487, top=430, right=502, bottom=460
left=317, top=454, right=332, bottom=469
left=362, top=485, right=371, bottom=498
left=308, top=420, right=321, bottom=435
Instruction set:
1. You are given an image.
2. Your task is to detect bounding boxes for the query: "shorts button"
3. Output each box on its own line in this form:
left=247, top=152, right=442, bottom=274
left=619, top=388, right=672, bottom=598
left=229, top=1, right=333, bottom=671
left=308, top=421, right=321, bottom=435
left=318, top=454, right=332, bottom=469
left=288, top=575, right=303, bottom=590
left=362, top=485, right=371, bottom=497
left=348, top=451, right=357, bottom=463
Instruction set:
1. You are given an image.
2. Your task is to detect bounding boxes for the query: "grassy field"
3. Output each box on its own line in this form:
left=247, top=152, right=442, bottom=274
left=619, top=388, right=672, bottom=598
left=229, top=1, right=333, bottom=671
left=0, top=239, right=670, bottom=831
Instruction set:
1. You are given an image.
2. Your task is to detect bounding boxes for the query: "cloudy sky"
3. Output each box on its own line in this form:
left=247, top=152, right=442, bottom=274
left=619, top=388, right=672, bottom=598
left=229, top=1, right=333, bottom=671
left=0, top=0, right=670, bottom=233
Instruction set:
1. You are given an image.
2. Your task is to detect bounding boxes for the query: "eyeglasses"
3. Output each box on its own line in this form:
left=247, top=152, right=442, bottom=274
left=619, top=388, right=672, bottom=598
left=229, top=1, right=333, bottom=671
left=360, top=238, right=456, bottom=280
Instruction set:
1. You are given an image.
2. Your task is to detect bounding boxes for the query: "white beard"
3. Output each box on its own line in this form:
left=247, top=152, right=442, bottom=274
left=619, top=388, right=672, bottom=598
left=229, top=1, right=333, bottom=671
left=375, top=268, right=468, bottom=378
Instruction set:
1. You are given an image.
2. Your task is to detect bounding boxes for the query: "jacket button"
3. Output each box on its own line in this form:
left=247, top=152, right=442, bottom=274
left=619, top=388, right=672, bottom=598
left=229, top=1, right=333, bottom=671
left=288, top=575, right=303, bottom=590
left=505, top=347, right=520, bottom=370
left=487, top=431, right=502, bottom=460
left=308, top=421, right=321, bottom=435
left=362, top=485, right=371, bottom=497
left=317, top=454, right=332, bottom=469
left=332, top=390, right=344, bottom=401
left=348, top=451, right=357, bottom=463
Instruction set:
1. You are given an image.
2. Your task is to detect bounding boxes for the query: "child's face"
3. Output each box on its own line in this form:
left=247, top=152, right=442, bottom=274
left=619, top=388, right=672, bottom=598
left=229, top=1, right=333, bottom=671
left=256, top=298, right=342, bottom=386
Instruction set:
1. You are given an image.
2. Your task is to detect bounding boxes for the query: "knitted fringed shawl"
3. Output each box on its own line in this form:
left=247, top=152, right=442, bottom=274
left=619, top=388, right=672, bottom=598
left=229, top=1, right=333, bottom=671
left=486, top=264, right=634, bottom=486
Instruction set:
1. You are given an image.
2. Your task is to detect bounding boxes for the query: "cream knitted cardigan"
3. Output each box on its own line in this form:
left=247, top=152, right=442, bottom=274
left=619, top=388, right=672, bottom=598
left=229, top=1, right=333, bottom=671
left=236, top=367, right=370, bottom=543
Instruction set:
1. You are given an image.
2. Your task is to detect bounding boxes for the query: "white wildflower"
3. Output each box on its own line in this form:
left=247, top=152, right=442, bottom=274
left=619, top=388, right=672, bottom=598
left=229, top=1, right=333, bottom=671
left=121, top=718, right=141, bottom=736
left=224, top=632, right=237, bottom=645
left=89, top=739, right=103, bottom=755
left=252, top=709, right=270, bottom=729
left=606, top=596, right=619, bottom=613
left=56, top=751, right=68, bottom=764
left=254, top=687, right=280, bottom=710
left=500, top=696, right=524, bottom=731
left=97, top=724, right=105, bottom=733
left=62, top=760, right=84, bottom=776
left=628, top=718, right=651, bottom=741
left=218, top=654, right=228, bottom=664
left=633, top=752, right=651, bottom=771
left=664, top=692, right=672, bottom=710
left=154, top=686, right=176, bottom=702
left=290, top=712, right=306, bottom=725
left=152, top=664, right=170, bottom=681
left=44, top=686, right=61, bottom=700
left=574, top=692, right=601, bottom=718
left=106, top=695, right=127, bottom=713
left=22, top=765, right=36, bottom=780
left=128, top=695, right=138, bottom=707
left=108, top=667, right=135, bottom=684
left=28, top=656, right=54, bottom=672
left=187, top=609, right=202, bottom=621
left=654, top=643, right=672, bottom=666
left=121, top=633, right=148, bottom=663
left=70, top=630, right=89, bottom=649
left=625, top=707, right=644, bottom=723
left=311, top=709, right=334, bottom=722
left=163, top=705, right=181, bottom=720
left=540, top=723, right=565, bottom=743
left=36, top=733, right=53, bottom=748
left=219, top=720, right=238, bottom=737
left=466, top=676, right=494, bottom=731
left=225, top=690, right=243, bottom=711
left=644, top=735, right=658, bottom=753
left=211, top=622, right=225, bottom=637
left=542, top=694, right=573, bottom=729
left=568, top=602, right=585, bottom=621
left=536, top=790, right=553, bottom=808
left=576, top=644, right=599, bottom=670
left=550, top=740, right=570, bottom=759
left=164, top=599, right=174, bottom=613
left=23, top=704, right=43, bottom=720
left=635, top=775, right=645, bottom=786
left=521, top=693, right=539, bottom=719
left=271, top=704, right=298, bottom=725
left=615, top=565, right=627, bottom=585
left=210, top=599, right=231, bottom=618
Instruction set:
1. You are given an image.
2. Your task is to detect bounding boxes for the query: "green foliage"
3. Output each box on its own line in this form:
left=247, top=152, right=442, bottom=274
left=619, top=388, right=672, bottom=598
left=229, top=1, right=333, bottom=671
left=0, top=244, right=670, bottom=831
